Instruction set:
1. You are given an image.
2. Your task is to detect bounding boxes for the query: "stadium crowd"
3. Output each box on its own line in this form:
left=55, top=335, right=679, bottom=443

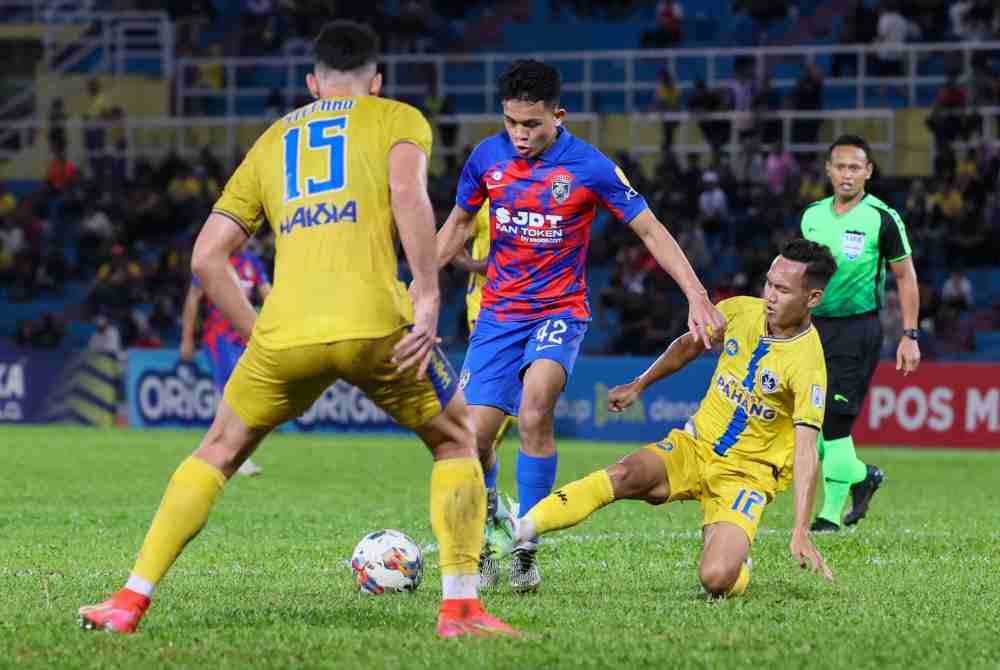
left=4, top=112, right=999, bottom=359
left=4, top=2, right=1000, bottom=358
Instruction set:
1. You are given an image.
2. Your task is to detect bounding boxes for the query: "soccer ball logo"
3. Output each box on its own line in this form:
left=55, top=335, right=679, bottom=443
left=350, top=529, right=423, bottom=594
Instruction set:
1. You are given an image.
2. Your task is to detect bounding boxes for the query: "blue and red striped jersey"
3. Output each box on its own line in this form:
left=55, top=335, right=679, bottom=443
left=456, top=127, right=648, bottom=321
left=192, top=250, right=270, bottom=350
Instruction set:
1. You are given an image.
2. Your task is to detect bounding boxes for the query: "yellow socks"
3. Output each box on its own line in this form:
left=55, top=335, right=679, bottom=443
left=132, top=456, right=226, bottom=587
left=430, top=457, right=485, bottom=588
left=527, top=469, right=615, bottom=536
left=726, top=563, right=751, bottom=597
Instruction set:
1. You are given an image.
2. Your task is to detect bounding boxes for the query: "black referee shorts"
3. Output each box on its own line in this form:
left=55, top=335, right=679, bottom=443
left=813, top=312, right=882, bottom=424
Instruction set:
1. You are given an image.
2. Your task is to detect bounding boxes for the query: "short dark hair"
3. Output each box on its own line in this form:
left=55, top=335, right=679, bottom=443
left=498, top=59, right=561, bottom=108
left=313, top=20, right=379, bottom=73
left=781, top=239, right=838, bottom=290
left=827, top=134, right=872, bottom=162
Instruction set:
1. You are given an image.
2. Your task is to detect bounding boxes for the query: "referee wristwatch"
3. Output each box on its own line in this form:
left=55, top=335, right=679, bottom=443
left=902, top=328, right=920, bottom=340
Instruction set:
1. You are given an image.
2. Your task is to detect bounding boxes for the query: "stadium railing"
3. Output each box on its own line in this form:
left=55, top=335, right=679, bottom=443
left=0, top=109, right=907, bottom=179
left=176, top=41, right=1000, bottom=116
left=628, top=108, right=896, bottom=170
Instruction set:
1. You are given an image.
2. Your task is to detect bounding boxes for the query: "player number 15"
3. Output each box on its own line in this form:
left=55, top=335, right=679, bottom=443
left=283, top=117, right=348, bottom=201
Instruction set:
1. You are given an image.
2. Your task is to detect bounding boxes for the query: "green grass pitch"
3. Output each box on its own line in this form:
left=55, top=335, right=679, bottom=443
left=2, top=426, right=999, bottom=669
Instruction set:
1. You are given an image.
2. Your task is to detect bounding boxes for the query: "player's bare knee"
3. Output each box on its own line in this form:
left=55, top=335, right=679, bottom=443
left=606, top=460, right=666, bottom=504
left=517, top=406, right=551, bottom=436
left=699, top=560, right=740, bottom=596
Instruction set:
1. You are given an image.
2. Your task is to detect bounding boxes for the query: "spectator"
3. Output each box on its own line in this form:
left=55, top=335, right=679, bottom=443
left=688, top=79, right=728, bottom=159
left=763, top=142, right=798, bottom=197
left=831, top=1, right=877, bottom=78
left=927, top=179, right=963, bottom=224
left=47, top=145, right=79, bottom=194
left=88, top=315, right=122, bottom=355
left=789, top=63, right=823, bottom=147
left=873, top=1, right=915, bottom=79
left=31, top=313, right=64, bottom=349
left=0, top=181, right=17, bottom=219
left=676, top=220, right=710, bottom=272
left=79, top=200, right=115, bottom=265
left=651, top=69, right=682, bottom=149
left=130, top=314, right=162, bottom=349
left=48, top=98, right=67, bottom=151
left=941, top=270, right=974, bottom=311
left=698, top=171, right=729, bottom=239
left=195, top=44, right=225, bottom=115
left=83, top=78, right=110, bottom=167
left=640, top=0, right=684, bottom=48
left=797, top=161, right=826, bottom=207
left=904, top=179, right=929, bottom=229
left=89, top=243, right=144, bottom=317
left=422, top=68, right=457, bottom=173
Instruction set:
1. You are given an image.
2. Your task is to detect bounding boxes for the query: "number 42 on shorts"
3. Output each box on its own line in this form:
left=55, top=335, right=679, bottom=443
left=534, top=319, right=567, bottom=350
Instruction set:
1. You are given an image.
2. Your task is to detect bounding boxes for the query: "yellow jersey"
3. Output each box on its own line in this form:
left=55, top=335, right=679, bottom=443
left=465, top=200, right=490, bottom=328
left=690, top=296, right=827, bottom=491
left=212, top=96, right=433, bottom=349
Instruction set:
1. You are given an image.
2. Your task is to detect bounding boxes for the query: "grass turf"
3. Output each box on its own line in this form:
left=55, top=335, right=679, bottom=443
left=1, top=426, right=998, bottom=669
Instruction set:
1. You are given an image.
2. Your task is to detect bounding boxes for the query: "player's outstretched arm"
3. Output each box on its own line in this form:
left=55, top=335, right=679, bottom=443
left=789, top=425, right=833, bottom=582
left=627, top=209, right=726, bottom=348
left=608, top=331, right=708, bottom=412
left=436, top=205, right=477, bottom=270
left=889, top=256, right=921, bottom=376
left=389, top=141, right=440, bottom=379
left=179, top=284, right=204, bottom=361
left=191, top=213, right=256, bottom=340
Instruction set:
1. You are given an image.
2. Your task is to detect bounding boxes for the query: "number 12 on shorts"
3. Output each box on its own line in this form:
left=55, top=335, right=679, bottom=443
left=731, top=488, right=765, bottom=521
left=535, top=319, right=567, bottom=349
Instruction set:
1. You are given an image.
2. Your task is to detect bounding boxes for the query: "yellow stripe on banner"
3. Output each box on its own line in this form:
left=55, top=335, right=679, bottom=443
left=84, top=353, right=119, bottom=378
left=76, top=370, right=117, bottom=405
left=67, top=398, right=114, bottom=427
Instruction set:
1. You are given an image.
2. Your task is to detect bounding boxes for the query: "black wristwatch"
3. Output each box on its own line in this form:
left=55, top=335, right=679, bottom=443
left=902, top=328, right=920, bottom=340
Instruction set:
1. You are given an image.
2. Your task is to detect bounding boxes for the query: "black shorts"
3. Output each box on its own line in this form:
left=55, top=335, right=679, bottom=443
left=813, top=312, right=882, bottom=420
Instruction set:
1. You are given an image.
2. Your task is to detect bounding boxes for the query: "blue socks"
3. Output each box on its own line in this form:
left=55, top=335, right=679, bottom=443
left=516, top=451, right=558, bottom=517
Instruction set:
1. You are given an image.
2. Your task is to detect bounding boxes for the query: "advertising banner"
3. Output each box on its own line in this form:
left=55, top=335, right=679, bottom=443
left=125, top=348, right=716, bottom=440
left=126, top=348, right=405, bottom=433
left=855, top=362, right=1000, bottom=449
left=0, top=345, right=117, bottom=425
left=125, top=349, right=1000, bottom=448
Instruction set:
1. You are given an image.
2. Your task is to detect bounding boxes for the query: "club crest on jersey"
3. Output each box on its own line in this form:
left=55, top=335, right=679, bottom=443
left=491, top=170, right=503, bottom=182
left=551, top=174, right=572, bottom=204
left=811, top=384, right=825, bottom=409
left=725, top=338, right=739, bottom=356
left=842, top=230, right=865, bottom=260
left=759, top=368, right=779, bottom=394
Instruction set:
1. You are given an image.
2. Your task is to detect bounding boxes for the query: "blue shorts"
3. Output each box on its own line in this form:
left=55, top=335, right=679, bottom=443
left=460, top=312, right=587, bottom=416
left=206, top=338, right=246, bottom=391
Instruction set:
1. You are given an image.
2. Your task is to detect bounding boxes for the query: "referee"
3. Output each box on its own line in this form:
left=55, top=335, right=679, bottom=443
left=801, top=135, right=921, bottom=532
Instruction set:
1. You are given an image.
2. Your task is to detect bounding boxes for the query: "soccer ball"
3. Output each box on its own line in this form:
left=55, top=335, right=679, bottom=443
left=350, top=529, right=424, bottom=594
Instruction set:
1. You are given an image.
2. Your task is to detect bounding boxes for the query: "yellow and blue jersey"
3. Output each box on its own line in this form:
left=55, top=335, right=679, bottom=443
left=212, top=96, right=432, bottom=350
left=465, top=200, right=490, bottom=329
left=690, top=296, right=827, bottom=491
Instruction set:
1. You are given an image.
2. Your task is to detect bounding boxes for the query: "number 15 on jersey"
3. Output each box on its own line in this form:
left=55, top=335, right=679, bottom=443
left=284, top=117, right=348, bottom=201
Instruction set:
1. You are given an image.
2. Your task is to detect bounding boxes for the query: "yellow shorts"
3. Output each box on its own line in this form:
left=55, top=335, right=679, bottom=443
left=224, top=328, right=458, bottom=431
left=645, top=428, right=778, bottom=543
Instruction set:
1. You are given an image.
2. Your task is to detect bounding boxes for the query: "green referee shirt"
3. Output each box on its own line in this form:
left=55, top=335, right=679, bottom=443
left=800, top=193, right=911, bottom=318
